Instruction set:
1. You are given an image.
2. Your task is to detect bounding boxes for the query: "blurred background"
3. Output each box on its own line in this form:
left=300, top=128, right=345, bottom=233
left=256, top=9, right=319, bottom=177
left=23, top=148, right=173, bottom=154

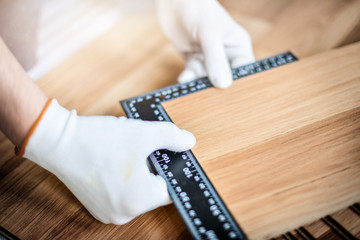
left=1, top=0, right=359, bottom=80
left=0, top=0, right=155, bottom=79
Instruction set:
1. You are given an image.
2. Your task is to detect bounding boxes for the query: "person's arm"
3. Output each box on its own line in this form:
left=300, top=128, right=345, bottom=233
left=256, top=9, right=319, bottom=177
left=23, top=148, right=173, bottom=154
left=0, top=37, right=196, bottom=224
left=155, top=0, right=255, bottom=88
left=0, top=37, right=47, bottom=147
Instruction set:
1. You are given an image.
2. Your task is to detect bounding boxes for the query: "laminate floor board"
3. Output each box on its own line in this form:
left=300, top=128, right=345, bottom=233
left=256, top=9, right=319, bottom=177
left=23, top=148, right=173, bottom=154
left=162, top=43, right=360, bottom=239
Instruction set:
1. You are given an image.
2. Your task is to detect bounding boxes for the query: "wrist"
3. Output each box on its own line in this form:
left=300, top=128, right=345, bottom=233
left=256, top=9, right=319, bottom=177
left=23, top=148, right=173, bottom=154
left=15, top=98, right=53, bottom=156
left=21, top=99, right=72, bottom=163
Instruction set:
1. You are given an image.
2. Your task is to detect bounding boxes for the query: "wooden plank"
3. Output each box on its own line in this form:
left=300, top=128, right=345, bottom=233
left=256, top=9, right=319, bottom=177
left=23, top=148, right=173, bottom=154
left=162, top=43, right=360, bottom=239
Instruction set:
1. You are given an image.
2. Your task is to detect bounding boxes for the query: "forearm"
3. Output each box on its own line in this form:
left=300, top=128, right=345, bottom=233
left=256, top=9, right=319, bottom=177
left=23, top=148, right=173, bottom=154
left=0, top=37, right=48, bottom=148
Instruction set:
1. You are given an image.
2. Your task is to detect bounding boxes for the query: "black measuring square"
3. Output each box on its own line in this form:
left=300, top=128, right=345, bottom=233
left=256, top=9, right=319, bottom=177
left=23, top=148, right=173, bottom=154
left=120, top=52, right=298, bottom=240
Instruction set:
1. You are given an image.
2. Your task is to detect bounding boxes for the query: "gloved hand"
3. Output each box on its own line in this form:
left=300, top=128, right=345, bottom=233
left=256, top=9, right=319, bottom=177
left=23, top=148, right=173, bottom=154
left=156, top=0, right=255, bottom=88
left=20, top=99, right=196, bottom=224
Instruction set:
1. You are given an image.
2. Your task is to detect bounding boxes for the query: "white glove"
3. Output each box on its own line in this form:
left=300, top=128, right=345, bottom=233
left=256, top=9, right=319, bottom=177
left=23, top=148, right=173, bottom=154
left=22, top=99, right=196, bottom=224
left=156, top=0, right=255, bottom=88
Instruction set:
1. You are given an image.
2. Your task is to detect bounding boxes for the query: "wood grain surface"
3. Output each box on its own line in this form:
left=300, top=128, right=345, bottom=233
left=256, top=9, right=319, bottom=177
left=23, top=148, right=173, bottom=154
left=163, top=43, right=360, bottom=239
left=1, top=0, right=360, bottom=239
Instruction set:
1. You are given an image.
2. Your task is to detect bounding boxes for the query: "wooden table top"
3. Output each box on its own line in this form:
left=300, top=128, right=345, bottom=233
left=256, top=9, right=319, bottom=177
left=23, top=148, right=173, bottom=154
left=1, top=1, right=360, bottom=239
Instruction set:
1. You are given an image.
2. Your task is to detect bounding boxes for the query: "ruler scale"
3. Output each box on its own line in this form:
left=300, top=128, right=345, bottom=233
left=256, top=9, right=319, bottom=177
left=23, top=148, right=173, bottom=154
left=121, top=52, right=298, bottom=240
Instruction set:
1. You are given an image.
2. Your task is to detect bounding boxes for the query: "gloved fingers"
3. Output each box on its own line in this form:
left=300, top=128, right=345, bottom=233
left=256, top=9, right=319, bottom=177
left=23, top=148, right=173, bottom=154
left=229, top=50, right=255, bottom=68
left=178, top=54, right=207, bottom=83
left=225, top=28, right=255, bottom=68
left=122, top=173, right=171, bottom=217
left=143, top=121, right=196, bottom=154
left=199, top=31, right=233, bottom=88
left=143, top=174, right=172, bottom=207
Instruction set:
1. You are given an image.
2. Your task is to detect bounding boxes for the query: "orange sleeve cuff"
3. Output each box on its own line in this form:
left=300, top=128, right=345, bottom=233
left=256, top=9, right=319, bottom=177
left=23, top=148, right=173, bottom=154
left=15, top=98, right=54, bottom=157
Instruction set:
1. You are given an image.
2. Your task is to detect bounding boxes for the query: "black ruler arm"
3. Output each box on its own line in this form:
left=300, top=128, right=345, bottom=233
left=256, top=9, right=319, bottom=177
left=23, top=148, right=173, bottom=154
left=120, top=52, right=298, bottom=240
left=148, top=108, right=247, bottom=240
